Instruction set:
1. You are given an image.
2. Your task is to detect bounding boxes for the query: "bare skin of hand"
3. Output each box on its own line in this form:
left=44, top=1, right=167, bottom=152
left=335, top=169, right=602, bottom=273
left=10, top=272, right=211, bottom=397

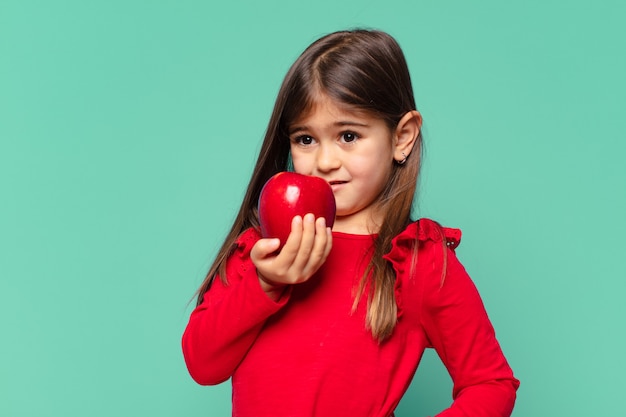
left=251, top=213, right=333, bottom=300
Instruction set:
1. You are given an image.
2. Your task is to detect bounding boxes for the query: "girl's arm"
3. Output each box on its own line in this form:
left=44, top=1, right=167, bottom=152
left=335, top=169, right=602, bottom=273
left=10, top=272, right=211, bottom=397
left=421, top=244, right=520, bottom=416
left=181, top=229, right=290, bottom=385
left=182, top=217, right=331, bottom=386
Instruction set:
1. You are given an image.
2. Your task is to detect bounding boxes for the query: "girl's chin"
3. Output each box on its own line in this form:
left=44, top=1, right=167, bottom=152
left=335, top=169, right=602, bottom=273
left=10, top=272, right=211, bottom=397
left=333, top=208, right=350, bottom=218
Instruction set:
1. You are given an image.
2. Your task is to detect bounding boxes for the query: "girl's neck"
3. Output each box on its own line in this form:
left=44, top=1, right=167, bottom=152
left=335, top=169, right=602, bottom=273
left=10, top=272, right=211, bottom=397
left=332, top=210, right=383, bottom=235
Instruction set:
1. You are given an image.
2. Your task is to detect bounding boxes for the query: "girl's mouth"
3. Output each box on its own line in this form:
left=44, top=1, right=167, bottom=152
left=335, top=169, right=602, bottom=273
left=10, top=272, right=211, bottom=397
left=328, top=180, right=347, bottom=191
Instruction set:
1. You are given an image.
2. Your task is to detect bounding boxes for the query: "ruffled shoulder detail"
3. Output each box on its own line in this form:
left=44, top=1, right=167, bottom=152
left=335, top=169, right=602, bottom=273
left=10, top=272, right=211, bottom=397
left=231, top=227, right=262, bottom=278
left=382, top=219, right=462, bottom=319
left=235, top=227, right=262, bottom=252
left=383, top=218, right=462, bottom=268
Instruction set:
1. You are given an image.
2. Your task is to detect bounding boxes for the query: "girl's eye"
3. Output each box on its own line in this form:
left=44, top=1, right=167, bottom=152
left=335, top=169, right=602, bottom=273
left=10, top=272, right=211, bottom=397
left=293, top=135, right=315, bottom=146
left=341, top=132, right=359, bottom=143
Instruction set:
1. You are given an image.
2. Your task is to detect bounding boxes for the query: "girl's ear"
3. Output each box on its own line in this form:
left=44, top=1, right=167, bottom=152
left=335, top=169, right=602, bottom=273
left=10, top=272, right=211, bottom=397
left=393, top=110, right=422, bottom=162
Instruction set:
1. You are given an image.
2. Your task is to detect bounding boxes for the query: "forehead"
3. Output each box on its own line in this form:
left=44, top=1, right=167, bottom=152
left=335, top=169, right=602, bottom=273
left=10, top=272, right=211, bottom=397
left=290, top=93, right=373, bottom=125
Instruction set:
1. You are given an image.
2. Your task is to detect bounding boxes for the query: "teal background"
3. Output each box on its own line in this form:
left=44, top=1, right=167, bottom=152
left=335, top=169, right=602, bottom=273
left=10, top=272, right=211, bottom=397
left=1, top=0, right=625, bottom=416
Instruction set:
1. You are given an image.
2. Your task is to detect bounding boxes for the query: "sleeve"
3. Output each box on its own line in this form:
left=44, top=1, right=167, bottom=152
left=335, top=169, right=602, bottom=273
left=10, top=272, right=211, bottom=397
left=181, top=229, right=291, bottom=385
left=419, top=242, right=520, bottom=416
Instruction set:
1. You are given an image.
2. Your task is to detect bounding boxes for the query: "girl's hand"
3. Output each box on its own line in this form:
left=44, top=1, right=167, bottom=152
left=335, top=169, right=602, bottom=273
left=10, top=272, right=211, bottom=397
left=251, top=213, right=333, bottom=298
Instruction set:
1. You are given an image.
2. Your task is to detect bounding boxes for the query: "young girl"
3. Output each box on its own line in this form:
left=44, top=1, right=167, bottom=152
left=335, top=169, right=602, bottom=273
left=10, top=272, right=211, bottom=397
left=182, top=29, right=519, bottom=416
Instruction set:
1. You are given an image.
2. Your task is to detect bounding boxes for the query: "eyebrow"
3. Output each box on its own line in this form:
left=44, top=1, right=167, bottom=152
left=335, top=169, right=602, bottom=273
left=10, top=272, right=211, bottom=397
left=288, top=121, right=370, bottom=135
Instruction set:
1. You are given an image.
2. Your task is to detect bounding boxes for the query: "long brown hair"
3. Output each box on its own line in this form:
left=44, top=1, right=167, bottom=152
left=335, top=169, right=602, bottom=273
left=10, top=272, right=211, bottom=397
left=195, top=29, right=423, bottom=342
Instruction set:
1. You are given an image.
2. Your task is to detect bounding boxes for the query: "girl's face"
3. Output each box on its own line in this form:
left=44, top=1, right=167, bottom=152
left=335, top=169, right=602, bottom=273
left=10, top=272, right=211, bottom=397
left=288, top=95, right=397, bottom=234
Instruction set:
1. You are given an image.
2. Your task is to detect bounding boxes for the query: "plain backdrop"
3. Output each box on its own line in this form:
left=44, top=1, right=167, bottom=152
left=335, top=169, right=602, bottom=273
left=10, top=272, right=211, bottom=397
left=1, top=0, right=625, bottom=416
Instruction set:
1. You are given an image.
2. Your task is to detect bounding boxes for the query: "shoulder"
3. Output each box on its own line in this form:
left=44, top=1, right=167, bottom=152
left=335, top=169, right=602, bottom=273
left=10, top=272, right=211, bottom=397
left=384, top=219, right=464, bottom=319
left=382, top=218, right=461, bottom=278
left=414, top=218, right=461, bottom=250
left=384, top=218, right=461, bottom=261
left=234, top=227, right=262, bottom=253
left=221, top=227, right=262, bottom=278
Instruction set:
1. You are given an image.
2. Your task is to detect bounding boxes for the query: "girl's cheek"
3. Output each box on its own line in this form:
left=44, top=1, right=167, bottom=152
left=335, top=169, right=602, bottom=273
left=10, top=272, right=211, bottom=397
left=290, top=156, right=309, bottom=174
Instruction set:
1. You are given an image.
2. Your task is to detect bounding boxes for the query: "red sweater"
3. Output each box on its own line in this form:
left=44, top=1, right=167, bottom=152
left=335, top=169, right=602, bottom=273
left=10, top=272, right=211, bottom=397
left=182, top=219, right=519, bottom=416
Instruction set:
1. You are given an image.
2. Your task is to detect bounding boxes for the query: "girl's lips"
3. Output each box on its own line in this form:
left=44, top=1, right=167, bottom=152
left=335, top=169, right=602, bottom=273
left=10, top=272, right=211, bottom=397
left=328, top=180, right=347, bottom=191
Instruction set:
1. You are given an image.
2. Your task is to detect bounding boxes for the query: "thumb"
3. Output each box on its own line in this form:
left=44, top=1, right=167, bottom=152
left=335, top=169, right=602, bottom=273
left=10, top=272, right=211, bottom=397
left=250, top=238, right=281, bottom=261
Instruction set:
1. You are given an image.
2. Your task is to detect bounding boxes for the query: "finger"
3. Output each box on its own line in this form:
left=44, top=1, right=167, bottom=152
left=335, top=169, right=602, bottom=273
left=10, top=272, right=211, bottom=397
left=323, top=226, right=333, bottom=258
left=277, top=215, right=304, bottom=264
left=304, top=217, right=328, bottom=266
left=291, top=213, right=317, bottom=272
left=302, top=218, right=332, bottom=275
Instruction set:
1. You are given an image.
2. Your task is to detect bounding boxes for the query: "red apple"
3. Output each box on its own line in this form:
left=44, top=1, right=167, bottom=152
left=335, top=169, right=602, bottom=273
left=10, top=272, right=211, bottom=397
left=258, top=172, right=336, bottom=248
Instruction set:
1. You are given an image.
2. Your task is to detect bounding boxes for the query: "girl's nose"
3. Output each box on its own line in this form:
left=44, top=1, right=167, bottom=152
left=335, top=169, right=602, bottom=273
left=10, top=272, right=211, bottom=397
left=316, top=143, right=341, bottom=172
